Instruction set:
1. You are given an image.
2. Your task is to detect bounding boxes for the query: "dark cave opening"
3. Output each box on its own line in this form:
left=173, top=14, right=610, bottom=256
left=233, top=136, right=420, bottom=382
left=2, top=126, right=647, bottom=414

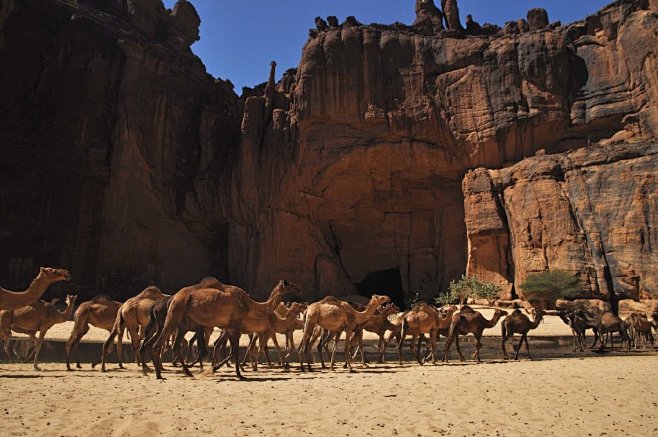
left=356, top=268, right=405, bottom=309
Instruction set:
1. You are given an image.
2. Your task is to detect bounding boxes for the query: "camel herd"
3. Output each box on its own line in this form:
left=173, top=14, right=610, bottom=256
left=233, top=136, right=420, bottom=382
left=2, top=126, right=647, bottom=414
left=0, top=268, right=656, bottom=378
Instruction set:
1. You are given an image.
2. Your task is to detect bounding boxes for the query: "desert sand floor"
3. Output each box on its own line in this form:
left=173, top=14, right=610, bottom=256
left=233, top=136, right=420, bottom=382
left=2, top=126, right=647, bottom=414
left=1, top=324, right=657, bottom=437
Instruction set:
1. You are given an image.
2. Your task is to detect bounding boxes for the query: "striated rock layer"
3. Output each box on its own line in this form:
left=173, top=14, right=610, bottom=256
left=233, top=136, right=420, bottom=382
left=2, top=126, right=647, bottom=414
left=0, top=0, right=657, bottom=302
left=464, top=141, right=658, bottom=301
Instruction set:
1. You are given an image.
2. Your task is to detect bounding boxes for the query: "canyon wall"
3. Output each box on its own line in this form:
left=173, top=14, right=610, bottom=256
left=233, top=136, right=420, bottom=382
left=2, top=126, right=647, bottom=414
left=0, top=0, right=656, bottom=302
left=0, top=0, right=241, bottom=297
left=229, top=2, right=658, bottom=301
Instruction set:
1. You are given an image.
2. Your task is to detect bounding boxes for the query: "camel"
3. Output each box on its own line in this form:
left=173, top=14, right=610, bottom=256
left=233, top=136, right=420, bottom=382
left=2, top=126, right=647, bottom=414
left=140, top=277, right=224, bottom=376
left=98, top=285, right=168, bottom=372
left=349, top=302, right=400, bottom=365
left=0, top=295, right=77, bottom=369
left=557, top=310, right=589, bottom=352
left=298, top=294, right=391, bottom=372
left=65, top=295, right=122, bottom=370
left=501, top=309, right=545, bottom=360
left=402, top=304, right=459, bottom=365
left=0, top=267, right=71, bottom=310
left=443, top=306, right=508, bottom=363
left=211, top=281, right=302, bottom=372
left=246, top=302, right=307, bottom=368
left=627, top=312, right=654, bottom=349
left=154, top=279, right=299, bottom=380
left=255, top=302, right=307, bottom=367
left=586, top=311, right=631, bottom=352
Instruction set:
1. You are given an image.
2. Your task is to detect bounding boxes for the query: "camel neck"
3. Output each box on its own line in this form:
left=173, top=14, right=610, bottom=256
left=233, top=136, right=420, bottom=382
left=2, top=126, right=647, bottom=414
left=484, top=312, right=502, bottom=328
left=56, top=300, right=76, bottom=323
left=530, top=314, right=543, bottom=330
left=353, top=301, right=380, bottom=324
left=0, top=272, right=52, bottom=310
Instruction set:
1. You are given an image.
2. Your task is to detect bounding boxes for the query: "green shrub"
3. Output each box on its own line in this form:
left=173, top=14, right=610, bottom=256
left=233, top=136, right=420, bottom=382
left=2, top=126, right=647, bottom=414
left=520, top=270, right=580, bottom=302
left=434, top=275, right=502, bottom=306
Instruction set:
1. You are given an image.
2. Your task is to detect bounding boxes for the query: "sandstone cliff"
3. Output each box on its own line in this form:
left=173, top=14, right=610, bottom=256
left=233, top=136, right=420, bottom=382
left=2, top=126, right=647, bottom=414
left=0, top=0, right=241, bottom=296
left=1, top=0, right=657, bottom=303
left=228, top=2, right=658, bottom=301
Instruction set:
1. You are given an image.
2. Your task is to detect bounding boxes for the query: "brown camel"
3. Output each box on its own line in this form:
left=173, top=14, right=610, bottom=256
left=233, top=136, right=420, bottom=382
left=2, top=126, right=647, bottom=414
left=0, top=295, right=77, bottom=369
left=98, top=286, right=168, bottom=372
left=443, top=307, right=508, bottom=362
left=501, top=309, right=545, bottom=360
left=298, top=294, right=391, bottom=372
left=245, top=302, right=307, bottom=368
left=585, top=311, right=631, bottom=352
left=155, top=279, right=299, bottom=380
left=256, top=302, right=307, bottom=366
left=65, top=295, right=122, bottom=370
left=0, top=267, right=72, bottom=310
left=140, top=277, right=225, bottom=376
left=398, top=303, right=457, bottom=365
left=627, top=312, right=654, bottom=349
left=350, top=303, right=400, bottom=365
left=211, top=281, right=302, bottom=372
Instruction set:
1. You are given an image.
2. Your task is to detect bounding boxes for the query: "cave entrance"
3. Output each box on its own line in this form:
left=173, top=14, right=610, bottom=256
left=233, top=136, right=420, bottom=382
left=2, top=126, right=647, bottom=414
left=356, top=268, right=405, bottom=308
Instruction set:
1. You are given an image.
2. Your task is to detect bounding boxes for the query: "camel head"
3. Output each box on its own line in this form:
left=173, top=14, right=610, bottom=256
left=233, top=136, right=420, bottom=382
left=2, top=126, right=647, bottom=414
left=276, top=279, right=302, bottom=298
left=39, top=267, right=72, bottom=283
left=384, top=303, right=400, bottom=316
left=369, top=294, right=391, bottom=308
left=494, top=309, right=509, bottom=319
left=65, top=294, right=78, bottom=307
left=556, top=310, right=571, bottom=326
left=288, top=302, right=307, bottom=315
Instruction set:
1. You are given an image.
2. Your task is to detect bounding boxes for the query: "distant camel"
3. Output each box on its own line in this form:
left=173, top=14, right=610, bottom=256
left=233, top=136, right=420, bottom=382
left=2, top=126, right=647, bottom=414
left=0, top=267, right=71, bottom=310
left=443, top=306, right=508, bottom=362
left=65, top=295, right=122, bottom=370
left=0, top=295, right=77, bottom=369
left=501, top=309, right=545, bottom=360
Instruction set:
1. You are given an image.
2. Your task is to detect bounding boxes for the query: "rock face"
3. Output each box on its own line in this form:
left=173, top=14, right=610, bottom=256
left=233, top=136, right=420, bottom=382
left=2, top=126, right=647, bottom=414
left=413, top=0, right=444, bottom=35
left=0, top=1, right=657, bottom=304
left=527, top=8, right=549, bottom=31
left=464, top=141, right=658, bottom=301
left=0, top=0, right=241, bottom=296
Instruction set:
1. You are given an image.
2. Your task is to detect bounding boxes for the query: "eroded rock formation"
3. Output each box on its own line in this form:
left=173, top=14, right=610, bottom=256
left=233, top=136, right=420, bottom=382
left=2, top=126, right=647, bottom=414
left=464, top=141, right=658, bottom=301
left=0, top=0, right=657, bottom=304
left=0, top=0, right=241, bottom=295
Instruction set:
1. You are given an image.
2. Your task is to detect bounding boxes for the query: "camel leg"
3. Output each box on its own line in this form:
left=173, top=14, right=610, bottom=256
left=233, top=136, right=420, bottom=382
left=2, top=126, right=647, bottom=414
left=472, top=334, right=483, bottom=363
left=329, top=330, right=342, bottom=371
left=502, top=334, right=509, bottom=360
left=343, top=328, right=355, bottom=372
left=227, top=327, right=244, bottom=380
left=99, top=326, right=120, bottom=372
left=316, top=330, right=328, bottom=369
left=524, top=335, right=532, bottom=359
left=514, top=335, right=524, bottom=360
left=126, top=324, right=142, bottom=369
left=454, top=334, right=466, bottom=361
left=33, top=330, right=47, bottom=371
left=67, top=323, right=89, bottom=371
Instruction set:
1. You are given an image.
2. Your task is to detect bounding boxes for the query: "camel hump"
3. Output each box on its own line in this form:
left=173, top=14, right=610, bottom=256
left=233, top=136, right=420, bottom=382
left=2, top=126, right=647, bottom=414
left=199, top=276, right=223, bottom=288
left=137, top=285, right=164, bottom=299
left=91, top=294, right=114, bottom=304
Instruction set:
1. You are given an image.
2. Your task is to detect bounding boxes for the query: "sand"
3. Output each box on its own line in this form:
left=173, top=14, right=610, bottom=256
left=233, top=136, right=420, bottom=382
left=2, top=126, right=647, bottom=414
left=1, top=311, right=657, bottom=436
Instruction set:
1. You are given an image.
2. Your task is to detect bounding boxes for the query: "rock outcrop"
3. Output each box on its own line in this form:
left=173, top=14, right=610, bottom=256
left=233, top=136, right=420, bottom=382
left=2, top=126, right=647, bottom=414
left=413, top=0, right=444, bottom=35
left=1, top=0, right=657, bottom=305
left=0, top=0, right=241, bottom=295
left=464, top=141, right=658, bottom=300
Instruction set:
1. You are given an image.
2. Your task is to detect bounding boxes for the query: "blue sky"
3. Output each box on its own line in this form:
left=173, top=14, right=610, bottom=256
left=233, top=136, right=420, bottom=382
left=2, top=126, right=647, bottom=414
left=163, top=0, right=612, bottom=92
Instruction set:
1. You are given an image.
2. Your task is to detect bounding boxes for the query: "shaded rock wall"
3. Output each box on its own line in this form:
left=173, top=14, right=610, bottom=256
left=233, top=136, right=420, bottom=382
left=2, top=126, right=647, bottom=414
left=0, top=0, right=241, bottom=297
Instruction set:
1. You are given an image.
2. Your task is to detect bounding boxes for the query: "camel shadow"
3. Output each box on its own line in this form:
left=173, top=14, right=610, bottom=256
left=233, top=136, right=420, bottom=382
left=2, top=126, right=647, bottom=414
left=0, top=374, right=65, bottom=379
